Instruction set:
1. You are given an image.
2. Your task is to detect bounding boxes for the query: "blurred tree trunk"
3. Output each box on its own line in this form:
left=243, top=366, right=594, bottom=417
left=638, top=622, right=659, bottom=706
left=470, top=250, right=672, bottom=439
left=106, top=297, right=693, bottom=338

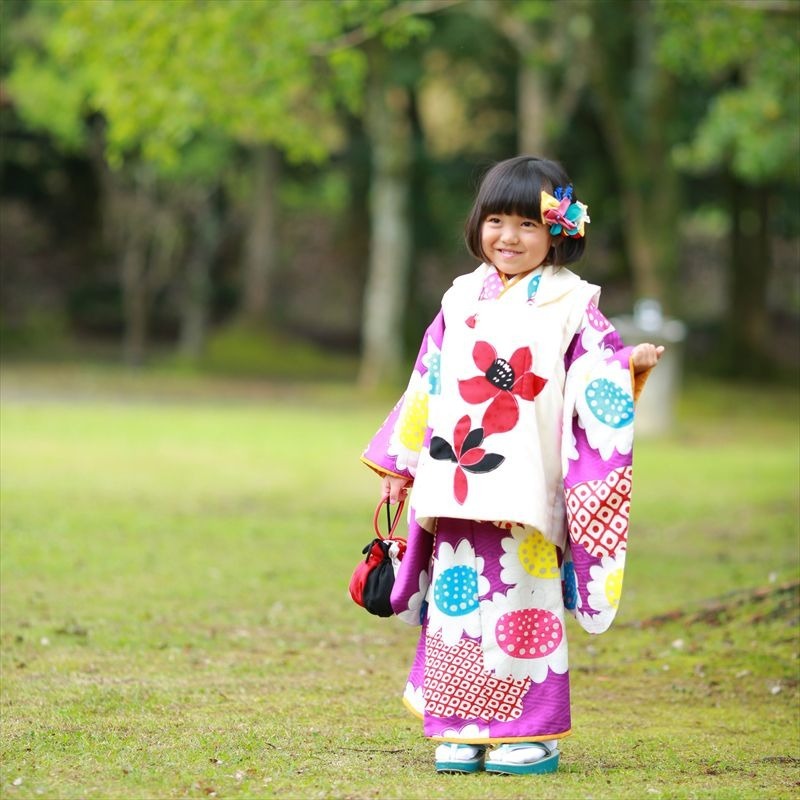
left=119, top=177, right=184, bottom=366
left=517, top=58, right=547, bottom=156
left=587, top=0, right=679, bottom=306
left=241, top=144, right=280, bottom=326
left=88, top=119, right=149, bottom=365
left=727, top=181, right=771, bottom=374
left=479, top=1, right=589, bottom=156
left=119, top=179, right=151, bottom=366
left=358, top=55, right=413, bottom=389
left=473, top=2, right=546, bottom=156
left=89, top=119, right=173, bottom=365
left=179, top=187, right=222, bottom=360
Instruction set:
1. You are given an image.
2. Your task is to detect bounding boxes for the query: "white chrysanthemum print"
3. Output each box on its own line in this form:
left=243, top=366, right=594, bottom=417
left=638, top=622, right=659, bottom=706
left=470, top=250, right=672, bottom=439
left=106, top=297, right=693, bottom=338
left=499, top=527, right=561, bottom=588
left=403, top=682, right=424, bottom=715
left=577, top=316, right=618, bottom=361
left=574, top=605, right=615, bottom=635
left=562, top=425, right=579, bottom=473
left=396, top=567, right=430, bottom=626
left=387, top=369, right=429, bottom=472
left=427, top=539, right=490, bottom=646
left=438, top=722, right=491, bottom=742
left=586, top=554, right=625, bottom=614
left=480, top=587, right=568, bottom=683
left=573, top=553, right=626, bottom=634
left=574, top=359, right=634, bottom=461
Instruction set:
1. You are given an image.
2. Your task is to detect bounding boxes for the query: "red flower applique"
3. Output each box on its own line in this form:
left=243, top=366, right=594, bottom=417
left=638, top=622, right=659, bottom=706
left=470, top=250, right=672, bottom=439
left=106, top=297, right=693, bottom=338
left=458, top=341, right=547, bottom=436
left=430, top=415, right=504, bottom=504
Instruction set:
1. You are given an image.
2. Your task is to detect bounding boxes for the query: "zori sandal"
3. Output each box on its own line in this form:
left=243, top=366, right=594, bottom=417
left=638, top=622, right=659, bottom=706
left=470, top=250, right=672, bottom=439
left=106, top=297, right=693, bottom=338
left=485, top=741, right=560, bottom=775
left=434, top=743, right=487, bottom=774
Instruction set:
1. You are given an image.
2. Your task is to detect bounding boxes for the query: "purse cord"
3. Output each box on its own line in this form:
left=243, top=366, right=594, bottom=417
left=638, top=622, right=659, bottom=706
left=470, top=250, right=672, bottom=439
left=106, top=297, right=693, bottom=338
left=373, top=496, right=405, bottom=541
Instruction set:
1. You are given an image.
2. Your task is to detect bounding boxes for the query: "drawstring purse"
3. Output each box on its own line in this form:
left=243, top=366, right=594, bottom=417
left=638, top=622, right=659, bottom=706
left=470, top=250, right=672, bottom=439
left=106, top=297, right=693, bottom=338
left=349, top=497, right=406, bottom=617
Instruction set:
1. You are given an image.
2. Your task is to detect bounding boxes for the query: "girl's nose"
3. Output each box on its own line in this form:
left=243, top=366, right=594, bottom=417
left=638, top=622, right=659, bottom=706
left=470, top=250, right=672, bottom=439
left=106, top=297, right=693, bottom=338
left=501, top=226, right=519, bottom=243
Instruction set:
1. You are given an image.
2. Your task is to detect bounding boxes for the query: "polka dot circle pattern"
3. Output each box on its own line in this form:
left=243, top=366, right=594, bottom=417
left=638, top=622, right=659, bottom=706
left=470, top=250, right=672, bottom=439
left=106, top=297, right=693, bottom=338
left=562, top=562, right=578, bottom=610
left=398, top=390, right=428, bottom=451
left=495, top=608, right=563, bottom=659
left=527, top=274, right=541, bottom=302
left=518, top=530, right=560, bottom=580
left=586, top=303, right=610, bottom=331
left=434, top=565, right=480, bottom=617
left=426, top=354, right=442, bottom=395
left=586, top=378, right=633, bottom=428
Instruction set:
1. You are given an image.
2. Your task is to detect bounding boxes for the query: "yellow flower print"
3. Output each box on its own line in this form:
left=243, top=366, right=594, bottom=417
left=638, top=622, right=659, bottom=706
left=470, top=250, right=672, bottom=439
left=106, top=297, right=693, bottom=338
left=604, top=567, right=623, bottom=608
left=517, top=529, right=560, bottom=580
left=398, top=389, right=428, bottom=452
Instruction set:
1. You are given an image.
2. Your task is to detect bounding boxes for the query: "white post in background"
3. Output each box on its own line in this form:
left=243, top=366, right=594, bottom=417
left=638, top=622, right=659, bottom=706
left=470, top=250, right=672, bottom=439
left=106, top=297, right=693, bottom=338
left=613, top=300, right=687, bottom=436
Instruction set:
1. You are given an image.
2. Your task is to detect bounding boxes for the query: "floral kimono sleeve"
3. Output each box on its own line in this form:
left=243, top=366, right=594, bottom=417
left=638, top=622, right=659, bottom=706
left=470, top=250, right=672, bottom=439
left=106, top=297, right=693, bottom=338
left=361, top=312, right=445, bottom=626
left=361, top=310, right=445, bottom=481
left=560, top=301, right=649, bottom=635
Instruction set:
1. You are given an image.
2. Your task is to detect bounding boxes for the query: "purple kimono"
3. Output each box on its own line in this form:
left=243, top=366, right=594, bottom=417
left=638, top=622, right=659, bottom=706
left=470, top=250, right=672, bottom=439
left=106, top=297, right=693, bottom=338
left=362, top=264, right=648, bottom=744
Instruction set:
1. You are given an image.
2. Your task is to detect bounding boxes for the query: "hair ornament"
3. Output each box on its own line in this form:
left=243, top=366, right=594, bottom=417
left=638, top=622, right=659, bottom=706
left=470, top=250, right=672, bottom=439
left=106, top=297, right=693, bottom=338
left=554, top=185, right=573, bottom=202
left=541, top=184, right=590, bottom=238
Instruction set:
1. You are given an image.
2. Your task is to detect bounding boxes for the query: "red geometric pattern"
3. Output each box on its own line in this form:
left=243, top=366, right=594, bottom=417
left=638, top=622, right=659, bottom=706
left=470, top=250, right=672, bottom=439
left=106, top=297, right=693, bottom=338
left=565, top=466, right=631, bottom=559
left=423, top=630, right=531, bottom=722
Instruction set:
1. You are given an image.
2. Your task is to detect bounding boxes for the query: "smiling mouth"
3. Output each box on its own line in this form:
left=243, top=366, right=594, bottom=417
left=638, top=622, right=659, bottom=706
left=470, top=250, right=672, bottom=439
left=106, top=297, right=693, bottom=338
left=497, top=248, right=521, bottom=257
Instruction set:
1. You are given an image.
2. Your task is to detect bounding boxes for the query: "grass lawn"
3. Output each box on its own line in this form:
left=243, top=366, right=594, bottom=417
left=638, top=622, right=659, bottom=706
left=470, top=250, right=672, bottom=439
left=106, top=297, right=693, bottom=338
left=1, top=365, right=798, bottom=799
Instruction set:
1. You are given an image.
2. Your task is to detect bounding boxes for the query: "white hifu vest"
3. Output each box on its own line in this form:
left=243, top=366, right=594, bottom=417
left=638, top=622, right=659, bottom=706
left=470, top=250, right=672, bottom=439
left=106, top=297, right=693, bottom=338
left=411, top=264, right=599, bottom=546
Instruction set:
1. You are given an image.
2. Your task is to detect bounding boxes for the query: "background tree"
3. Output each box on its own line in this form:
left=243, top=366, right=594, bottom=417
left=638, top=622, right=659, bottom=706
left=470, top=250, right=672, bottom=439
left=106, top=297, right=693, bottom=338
left=6, top=0, right=459, bottom=377
left=2, top=0, right=798, bottom=382
left=473, top=0, right=590, bottom=156
left=6, top=0, right=375, bottom=361
left=580, top=0, right=682, bottom=306
left=656, top=0, right=800, bottom=375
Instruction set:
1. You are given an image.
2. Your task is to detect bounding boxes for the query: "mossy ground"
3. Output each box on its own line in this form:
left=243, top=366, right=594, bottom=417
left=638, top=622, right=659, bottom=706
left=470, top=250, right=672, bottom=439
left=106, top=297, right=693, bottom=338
left=1, top=366, right=797, bottom=799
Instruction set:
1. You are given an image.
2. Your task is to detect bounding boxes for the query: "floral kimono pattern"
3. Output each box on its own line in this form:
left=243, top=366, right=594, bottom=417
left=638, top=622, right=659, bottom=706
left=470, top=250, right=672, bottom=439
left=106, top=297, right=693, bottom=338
left=361, top=263, right=649, bottom=744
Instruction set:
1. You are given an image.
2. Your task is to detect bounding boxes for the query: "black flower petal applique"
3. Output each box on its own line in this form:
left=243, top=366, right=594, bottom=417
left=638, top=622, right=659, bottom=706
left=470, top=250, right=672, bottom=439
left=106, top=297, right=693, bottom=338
left=430, top=415, right=505, bottom=504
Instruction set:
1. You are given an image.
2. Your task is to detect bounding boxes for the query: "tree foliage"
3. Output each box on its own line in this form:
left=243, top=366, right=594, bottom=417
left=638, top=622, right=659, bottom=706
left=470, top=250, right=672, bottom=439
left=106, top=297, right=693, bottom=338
left=2, top=0, right=798, bottom=379
left=8, top=0, right=378, bottom=172
left=656, top=0, right=800, bottom=184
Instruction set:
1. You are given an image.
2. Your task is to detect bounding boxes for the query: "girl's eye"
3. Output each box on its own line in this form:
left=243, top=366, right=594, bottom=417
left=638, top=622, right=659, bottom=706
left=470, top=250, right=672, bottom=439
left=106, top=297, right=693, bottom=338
left=521, top=219, right=539, bottom=228
left=486, top=216, right=501, bottom=224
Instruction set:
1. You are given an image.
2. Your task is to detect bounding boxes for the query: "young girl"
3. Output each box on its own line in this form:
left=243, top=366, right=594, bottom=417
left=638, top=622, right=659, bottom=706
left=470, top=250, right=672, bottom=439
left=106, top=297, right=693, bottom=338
left=361, top=155, right=663, bottom=776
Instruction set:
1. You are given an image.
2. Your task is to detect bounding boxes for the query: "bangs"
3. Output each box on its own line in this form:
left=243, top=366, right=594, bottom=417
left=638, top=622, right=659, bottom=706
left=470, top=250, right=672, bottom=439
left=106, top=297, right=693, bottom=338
left=476, top=166, right=547, bottom=222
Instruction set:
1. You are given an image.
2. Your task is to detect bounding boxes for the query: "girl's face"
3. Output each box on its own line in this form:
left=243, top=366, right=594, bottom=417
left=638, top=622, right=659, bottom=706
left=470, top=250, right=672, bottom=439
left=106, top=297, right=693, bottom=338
left=481, top=212, right=553, bottom=276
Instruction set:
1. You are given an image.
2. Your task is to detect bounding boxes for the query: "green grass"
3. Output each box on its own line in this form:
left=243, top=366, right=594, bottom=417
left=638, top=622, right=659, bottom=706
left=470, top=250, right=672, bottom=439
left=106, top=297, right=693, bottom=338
left=1, top=367, right=798, bottom=799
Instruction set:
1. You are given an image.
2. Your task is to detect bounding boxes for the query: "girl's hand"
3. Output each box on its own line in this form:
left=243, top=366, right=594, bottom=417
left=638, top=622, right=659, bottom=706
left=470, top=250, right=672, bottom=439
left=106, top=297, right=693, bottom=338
left=631, top=343, right=665, bottom=374
left=381, top=474, right=412, bottom=505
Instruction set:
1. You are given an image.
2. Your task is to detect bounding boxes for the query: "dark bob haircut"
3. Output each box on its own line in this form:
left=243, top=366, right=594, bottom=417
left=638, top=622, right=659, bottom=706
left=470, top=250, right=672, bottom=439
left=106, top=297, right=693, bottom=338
left=464, top=155, right=586, bottom=268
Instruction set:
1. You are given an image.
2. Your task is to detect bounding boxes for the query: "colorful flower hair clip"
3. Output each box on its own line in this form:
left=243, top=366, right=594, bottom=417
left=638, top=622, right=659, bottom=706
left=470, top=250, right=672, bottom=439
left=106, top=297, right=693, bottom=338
left=554, top=185, right=573, bottom=202
left=541, top=184, right=590, bottom=238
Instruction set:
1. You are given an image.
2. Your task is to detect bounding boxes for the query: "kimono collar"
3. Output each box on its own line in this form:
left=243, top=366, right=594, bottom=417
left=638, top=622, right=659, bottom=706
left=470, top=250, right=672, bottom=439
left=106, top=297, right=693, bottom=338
left=472, top=263, right=596, bottom=307
left=533, top=265, right=590, bottom=306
